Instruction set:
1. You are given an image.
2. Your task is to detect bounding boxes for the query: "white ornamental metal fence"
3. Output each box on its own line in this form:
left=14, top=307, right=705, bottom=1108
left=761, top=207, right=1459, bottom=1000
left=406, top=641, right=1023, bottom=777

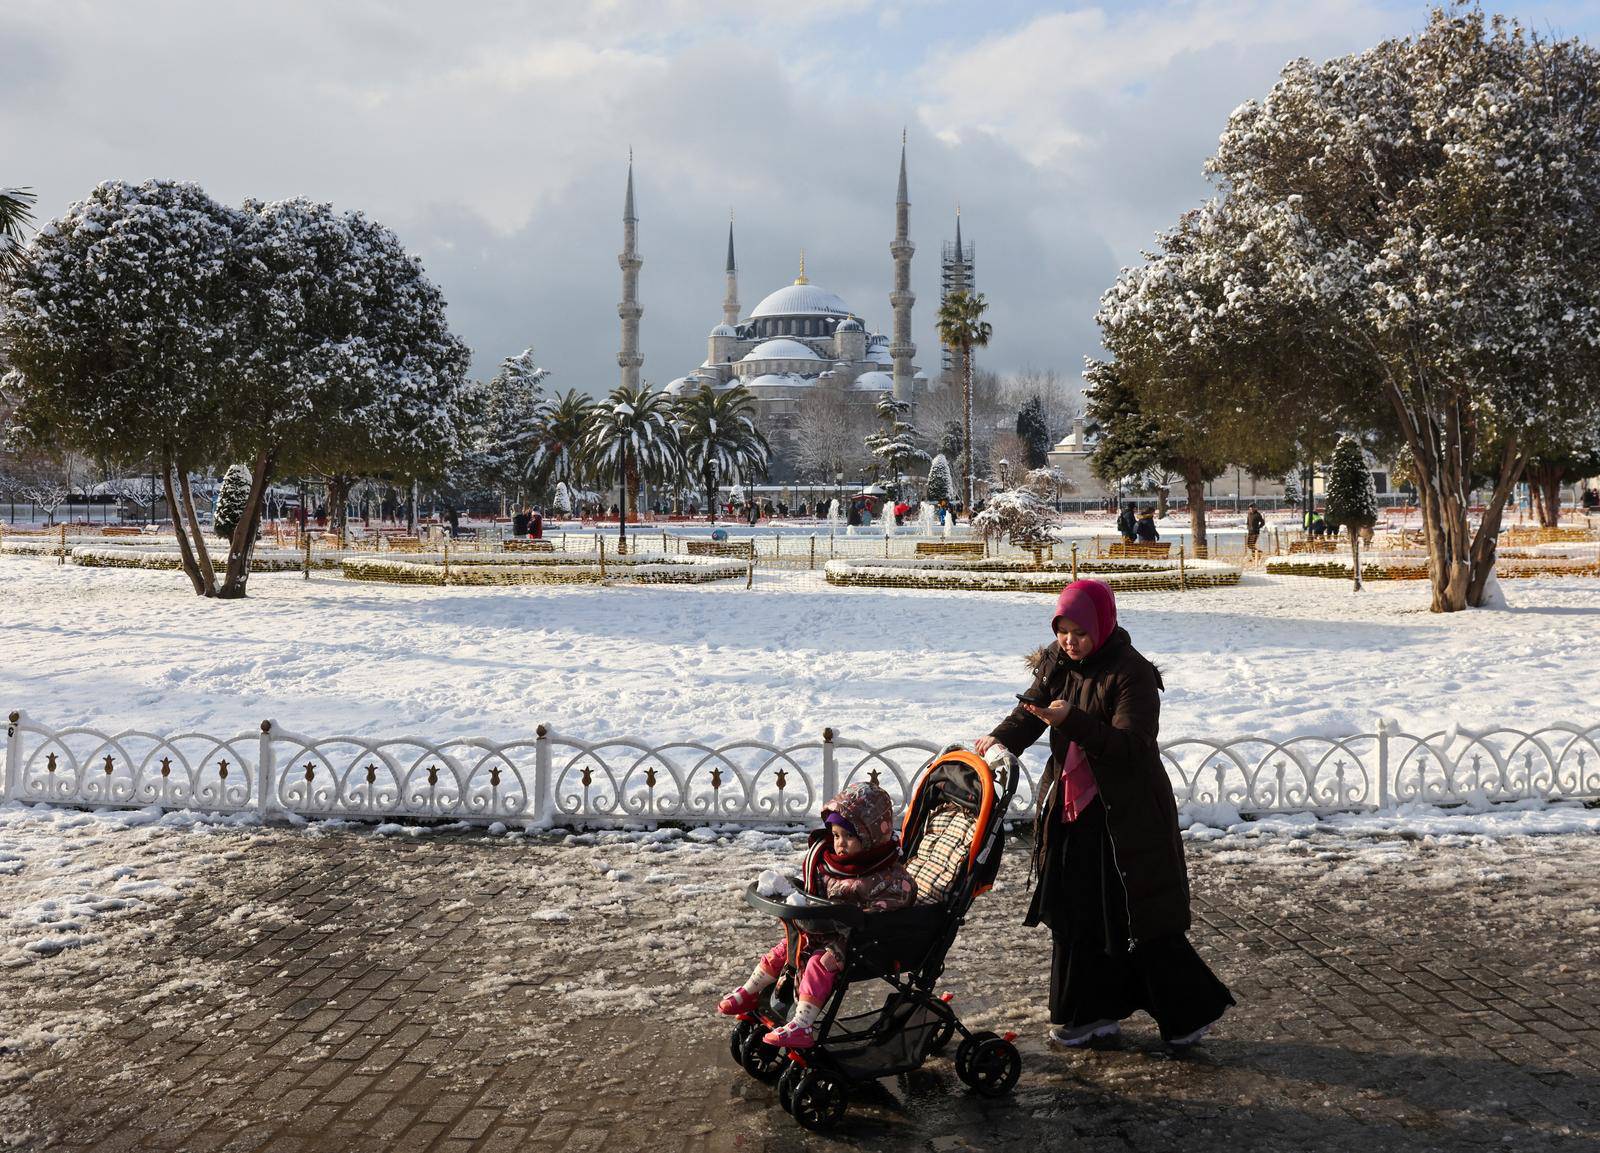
left=4, top=711, right=1598, bottom=828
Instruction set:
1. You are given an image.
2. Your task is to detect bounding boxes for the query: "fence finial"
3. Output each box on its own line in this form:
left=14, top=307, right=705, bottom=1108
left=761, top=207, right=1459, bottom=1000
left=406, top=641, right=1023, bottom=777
left=259, top=719, right=273, bottom=734
left=822, top=727, right=834, bottom=742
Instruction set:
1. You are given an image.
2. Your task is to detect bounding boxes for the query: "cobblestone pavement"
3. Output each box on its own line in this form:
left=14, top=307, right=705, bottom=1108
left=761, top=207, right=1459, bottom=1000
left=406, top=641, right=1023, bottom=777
left=2, top=823, right=1597, bottom=1153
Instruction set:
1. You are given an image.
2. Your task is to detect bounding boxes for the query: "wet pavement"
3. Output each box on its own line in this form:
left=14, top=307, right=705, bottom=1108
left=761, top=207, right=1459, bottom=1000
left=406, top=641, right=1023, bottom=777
left=1, top=822, right=1597, bottom=1152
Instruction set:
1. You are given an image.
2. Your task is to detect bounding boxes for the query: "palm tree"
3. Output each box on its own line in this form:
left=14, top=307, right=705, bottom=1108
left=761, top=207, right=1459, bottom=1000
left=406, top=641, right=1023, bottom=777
left=935, top=290, right=993, bottom=521
left=1, top=187, right=37, bottom=280
left=526, top=389, right=596, bottom=501
left=675, top=384, right=770, bottom=522
left=584, top=383, right=681, bottom=553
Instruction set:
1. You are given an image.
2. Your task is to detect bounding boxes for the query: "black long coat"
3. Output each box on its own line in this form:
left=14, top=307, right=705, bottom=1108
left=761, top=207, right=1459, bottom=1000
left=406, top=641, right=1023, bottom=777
left=990, top=627, right=1191, bottom=947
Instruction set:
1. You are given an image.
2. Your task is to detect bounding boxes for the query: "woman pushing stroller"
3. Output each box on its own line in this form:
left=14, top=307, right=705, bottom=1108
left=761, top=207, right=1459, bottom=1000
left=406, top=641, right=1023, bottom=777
left=718, top=781, right=915, bottom=1049
left=976, top=578, right=1235, bottom=1050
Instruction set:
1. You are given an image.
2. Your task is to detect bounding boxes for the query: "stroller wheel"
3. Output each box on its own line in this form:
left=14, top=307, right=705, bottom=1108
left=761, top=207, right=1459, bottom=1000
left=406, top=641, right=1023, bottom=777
left=962, top=1036, right=1021, bottom=1098
left=791, top=1071, right=848, bottom=1132
left=729, top=1020, right=754, bottom=1067
left=740, top=1029, right=787, bottom=1083
left=777, top=1061, right=804, bottom=1113
left=928, top=1017, right=956, bottom=1056
left=954, top=1030, right=989, bottom=1082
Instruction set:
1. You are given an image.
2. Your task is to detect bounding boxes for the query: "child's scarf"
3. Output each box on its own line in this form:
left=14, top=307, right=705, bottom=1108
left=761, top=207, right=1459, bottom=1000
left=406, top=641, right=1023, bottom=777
left=819, top=838, right=902, bottom=878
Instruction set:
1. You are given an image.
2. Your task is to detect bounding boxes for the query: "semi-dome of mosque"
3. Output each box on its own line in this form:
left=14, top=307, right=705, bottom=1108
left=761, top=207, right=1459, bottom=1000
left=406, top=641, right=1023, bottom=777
left=743, top=338, right=820, bottom=362
left=709, top=323, right=737, bottom=337
left=852, top=370, right=894, bottom=392
left=837, top=316, right=863, bottom=332
left=749, top=282, right=852, bottom=319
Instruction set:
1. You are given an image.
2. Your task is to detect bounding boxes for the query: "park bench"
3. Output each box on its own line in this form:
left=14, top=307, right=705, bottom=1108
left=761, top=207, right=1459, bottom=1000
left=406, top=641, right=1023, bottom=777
left=914, top=541, right=984, bottom=557
left=101, top=526, right=143, bottom=537
left=1107, top=541, right=1172, bottom=559
left=502, top=539, right=556, bottom=552
left=686, top=540, right=755, bottom=559
left=384, top=536, right=424, bottom=553
left=1287, top=539, right=1337, bottom=554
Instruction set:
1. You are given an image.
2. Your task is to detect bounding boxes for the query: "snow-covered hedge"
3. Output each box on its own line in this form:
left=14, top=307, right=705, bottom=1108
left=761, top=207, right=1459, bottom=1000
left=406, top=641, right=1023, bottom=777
left=824, top=556, right=1241, bottom=592
left=71, top=547, right=339, bottom=573
left=1268, top=556, right=1600, bottom=581
left=341, top=552, right=746, bottom=586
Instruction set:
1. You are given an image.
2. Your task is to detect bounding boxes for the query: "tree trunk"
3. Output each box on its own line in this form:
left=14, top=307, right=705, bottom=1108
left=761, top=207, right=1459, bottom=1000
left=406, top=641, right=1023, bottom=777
left=962, top=344, right=975, bottom=522
left=1155, top=482, right=1169, bottom=519
left=327, top=474, right=351, bottom=546
left=219, top=451, right=275, bottom=599
left=1183, top=462, right=1208, bottom=556
left=176, top=467, right=218, bottom=596
left=1350, top=528, right=1363, bottom=592
left=162, top=464, right=206, bottom=596
left=1525, top=463, right=1564, bottom=529
left=1388, top=383, right=1521, bottom=612
left=704, top=466, right=717, bottom=524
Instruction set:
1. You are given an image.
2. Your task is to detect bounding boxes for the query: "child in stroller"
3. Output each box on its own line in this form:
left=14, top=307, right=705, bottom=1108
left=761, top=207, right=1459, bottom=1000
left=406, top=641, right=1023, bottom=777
left=723, top=747, right=1025, bottom=1131
left=718, top=781, right=917, bottom=1048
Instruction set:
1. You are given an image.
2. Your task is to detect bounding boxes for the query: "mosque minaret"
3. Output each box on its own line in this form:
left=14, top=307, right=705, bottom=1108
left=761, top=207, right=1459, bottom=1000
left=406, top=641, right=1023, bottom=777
left=617, top=153, right=642, bottom=390
left=889, top=131, right=917, bottom=403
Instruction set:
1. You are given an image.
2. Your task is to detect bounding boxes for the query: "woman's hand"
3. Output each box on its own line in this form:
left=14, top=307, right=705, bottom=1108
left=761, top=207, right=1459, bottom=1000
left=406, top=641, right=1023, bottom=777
left=974, top=735, right=998, bottom=756
left=1024, top=699, right=1071, bottom=726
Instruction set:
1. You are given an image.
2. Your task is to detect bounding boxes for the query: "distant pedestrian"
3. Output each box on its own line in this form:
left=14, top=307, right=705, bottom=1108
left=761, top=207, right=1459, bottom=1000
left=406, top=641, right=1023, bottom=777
left=531, top=510, right=543, bottom=539
left=1116, top=503, right=1137, bottom=543
left=1134, top=509, right=1159, bottom=543
left=1245, top=504, right=1265, bottom=554
left=976, top=580, right=1234, bottom=1050
left=512, top=507, right=531, bottom=537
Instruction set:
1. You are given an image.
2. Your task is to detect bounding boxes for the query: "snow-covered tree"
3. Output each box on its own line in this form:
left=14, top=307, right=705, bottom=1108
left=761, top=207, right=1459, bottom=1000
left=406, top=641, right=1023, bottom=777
left=1207, top=8, right=1600, bottom=609
left=552, top=480, right=572, bottom=517
left=1, top=180, right=246, bottom=593
left=676, top=383, right=769, bottom=522
left=973, top=486, right=1057, bottom=550
left=584, top=384, right=681, bottom=553
left=1325, top=436, right=1379, bottom=590
left=1, top=182, right=471, bottom=597
left=223, top=197, right=471, bottom=594
left=213, top=465, right=251, bottom=541
left=926, top=454, right=956, bottom=505
left=480, top=348, right=550, bottom=491
left=864, top=394, right=929, bottom=498
left=526, top=389, right=596, bottom=499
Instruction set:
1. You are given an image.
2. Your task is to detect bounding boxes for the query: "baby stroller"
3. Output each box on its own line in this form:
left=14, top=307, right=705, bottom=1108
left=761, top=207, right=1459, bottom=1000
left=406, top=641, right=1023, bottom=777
left=729, top=746, right=1023, bottom=1131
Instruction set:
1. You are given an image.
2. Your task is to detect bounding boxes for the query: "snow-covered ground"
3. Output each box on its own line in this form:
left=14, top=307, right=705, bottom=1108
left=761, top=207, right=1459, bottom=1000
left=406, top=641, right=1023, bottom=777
left=1, top=555, right=1596, bottom=748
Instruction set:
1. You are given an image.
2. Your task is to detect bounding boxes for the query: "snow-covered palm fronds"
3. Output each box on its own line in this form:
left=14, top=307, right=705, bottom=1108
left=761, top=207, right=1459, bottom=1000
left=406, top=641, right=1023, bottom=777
left=0, top=187, right=36, bottom=279
left=584, top=384, right=682, bottom=490
left=675, top=383, right=769, bottom=517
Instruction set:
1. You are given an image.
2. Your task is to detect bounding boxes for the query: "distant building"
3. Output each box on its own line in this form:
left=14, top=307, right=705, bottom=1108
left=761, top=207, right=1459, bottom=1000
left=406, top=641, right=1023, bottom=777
left=622, top=139, right=931, bottom=460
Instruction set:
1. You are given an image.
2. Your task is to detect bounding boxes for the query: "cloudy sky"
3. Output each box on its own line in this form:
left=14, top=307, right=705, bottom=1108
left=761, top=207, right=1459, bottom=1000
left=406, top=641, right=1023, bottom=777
left=7, top=1, right=1599, bottom=394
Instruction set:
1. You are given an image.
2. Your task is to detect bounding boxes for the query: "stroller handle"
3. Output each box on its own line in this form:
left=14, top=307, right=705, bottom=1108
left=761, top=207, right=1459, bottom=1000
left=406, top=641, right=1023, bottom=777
left=743, top=882, right=865, bottom=929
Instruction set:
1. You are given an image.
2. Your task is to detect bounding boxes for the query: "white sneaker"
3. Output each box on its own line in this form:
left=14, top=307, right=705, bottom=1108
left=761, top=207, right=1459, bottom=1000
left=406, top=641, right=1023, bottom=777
left=1048, top=1019, right=1120, bottom=1047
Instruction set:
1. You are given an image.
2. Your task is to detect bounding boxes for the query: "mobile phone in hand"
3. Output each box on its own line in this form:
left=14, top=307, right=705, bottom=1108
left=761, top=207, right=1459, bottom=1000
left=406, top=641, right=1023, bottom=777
left=1016, top=692, right=1048, bottom=706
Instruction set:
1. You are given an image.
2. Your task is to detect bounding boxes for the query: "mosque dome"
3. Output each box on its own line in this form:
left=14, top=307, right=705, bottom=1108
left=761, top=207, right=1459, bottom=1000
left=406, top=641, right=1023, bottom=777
left=749, top=282, right=852, bottom=319
left=710, top=323, right=736, bottom=337
left=837, top=316, right=863, bottom=332
left=852, top=370, right=894, bottom=392
left=742, top=338, right=821, bottom=362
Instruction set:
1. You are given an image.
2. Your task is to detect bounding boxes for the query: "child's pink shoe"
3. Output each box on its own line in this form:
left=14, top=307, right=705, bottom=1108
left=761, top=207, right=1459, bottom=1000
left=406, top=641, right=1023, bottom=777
left=763, top=1021, right=817, bottom=1049
left=718, top=987, right=759, bottom=1016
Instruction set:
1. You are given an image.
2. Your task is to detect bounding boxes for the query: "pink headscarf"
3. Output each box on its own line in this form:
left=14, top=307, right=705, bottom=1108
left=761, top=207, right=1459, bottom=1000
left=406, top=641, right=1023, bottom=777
left=1051, top=579, right=1118, bottom=654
